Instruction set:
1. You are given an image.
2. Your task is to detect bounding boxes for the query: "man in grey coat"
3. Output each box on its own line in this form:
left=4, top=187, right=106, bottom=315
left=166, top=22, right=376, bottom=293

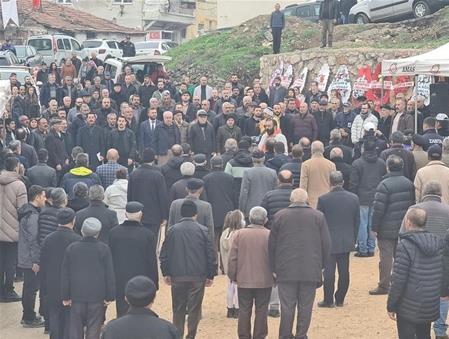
left=239, top=150, right=277, bottom=219
left=26, top=149, right=57, bottom=188
left=270, top=3, right=285, bottom=54
left=168, top=178, right=214, bottom=243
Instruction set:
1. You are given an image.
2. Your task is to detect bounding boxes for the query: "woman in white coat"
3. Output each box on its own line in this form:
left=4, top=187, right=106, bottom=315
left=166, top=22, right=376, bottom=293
left=104, top=168, right=128, bottom=224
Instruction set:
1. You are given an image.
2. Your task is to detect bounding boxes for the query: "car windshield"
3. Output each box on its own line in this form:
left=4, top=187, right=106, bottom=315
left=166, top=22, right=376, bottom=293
left=83, top=41, right=103, bottom=48
left=28, top=38, right=52, bottom=51
left=15, top=47, right=26, bottom=58
left=135, top=42, right=159, bottom=49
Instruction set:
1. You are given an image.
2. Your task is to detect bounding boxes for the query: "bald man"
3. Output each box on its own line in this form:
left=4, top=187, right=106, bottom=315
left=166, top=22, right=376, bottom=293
left=269, top=188, right=331, bottom=338
left=95, top=148, right=128, bottom=188
left=300, top=141, right=336, bottom=208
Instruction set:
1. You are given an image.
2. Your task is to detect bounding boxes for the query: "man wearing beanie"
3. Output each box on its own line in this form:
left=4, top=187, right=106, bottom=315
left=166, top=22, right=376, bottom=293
left=109, top=202, right=158, bottom=317
left=128, top=147, right=169, bottom=238
left=40, top=208, right=81, bottom=339
left=160, top=200, right=217, bottom=339
left=415, top=144, right=449, bottom=204
left=61, top=217, right=115, bottom=339
left=168, top=178, right=215, bottom=244
left=101, top=276, right=178, bottom=339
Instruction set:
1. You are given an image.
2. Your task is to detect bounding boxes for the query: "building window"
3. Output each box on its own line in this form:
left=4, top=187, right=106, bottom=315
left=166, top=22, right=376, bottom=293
left=56, top=0, right=72, bottom=3
left=112, top=0, right=133, bottom=4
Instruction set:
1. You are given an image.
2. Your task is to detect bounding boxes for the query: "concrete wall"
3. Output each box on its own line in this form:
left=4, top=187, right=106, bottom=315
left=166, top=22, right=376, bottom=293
left=216, top=0, right=301, bottom=28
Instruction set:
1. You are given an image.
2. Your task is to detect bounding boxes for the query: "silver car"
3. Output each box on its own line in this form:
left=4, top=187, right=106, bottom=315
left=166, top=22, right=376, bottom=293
left=15, top=45, right=43, bottom=68
left=349, top=0, right=449, bottom=23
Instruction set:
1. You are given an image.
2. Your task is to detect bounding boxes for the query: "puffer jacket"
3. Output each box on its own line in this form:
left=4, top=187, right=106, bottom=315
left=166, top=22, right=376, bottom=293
left=371, top=172, right=415, bottom=239
left=216, top=125, right=242, bottom=154
left=387, top=231, right=443, bottom=323
left=18, top=203, right=40, bottom=269
left=349, top=151, right=386, bottom=205
left=61, top=166, right=102, bottom=199
left=261, top=185, right=294, bottom=228
left=0, top=171, right=28, bottom=242
left=289, top=112, right=318, bottom=144
left=104, top=179, right=128, bottom=224
left=38, top=205, right=61, bottom=245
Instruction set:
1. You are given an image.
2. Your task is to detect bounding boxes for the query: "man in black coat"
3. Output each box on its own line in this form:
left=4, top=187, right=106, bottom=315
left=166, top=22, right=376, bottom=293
left=317, top=171, right=360, bottom=307
left=38, top=188, right=68, bottom=246
left=203, top=156, right=235, bottom=247
left=127, top=148, right=169, bottom=238
left=161, top=145, right=184, bottom=190
left=40, top=208, right=81, bottom=339
left=330, top=147, right=352, bottom=190
left=107, top=115, right=137, bottom=170
left=74, top=185, right=118, bottom=245
left=61, top=217, right=115, bottom=339
left=188, top=110, right=216, bottom=158
left=27, top=149, right=57, bottom=188
left=279, top=144, right=303, bottom=187
left=380, top=131, right=416, bottom=181
left=76, top=112, right=105, bottom=170
left=16, top=128, right=38, bottom=168
left=101, top=276, right=178, bottom=339
left=324, top=129, right=353, bottom=164
left=109, top=202, right=158, bottom=317
left=160, top=200, right=217, bottom=339
left=45, top=119, right=69, bottom=172
left=387, top=208, right=443, bottom=339
left=370, top=155, right=415, bottom=295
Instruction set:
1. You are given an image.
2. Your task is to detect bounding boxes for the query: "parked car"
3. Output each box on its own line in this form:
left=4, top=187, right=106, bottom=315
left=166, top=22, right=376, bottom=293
left=82, top=39, right=123, bottom=61
left=134, top=40, right=177, bottom=56
left=15, top=45, right=43, bottom=67
left=27, top=34, right=87, bottom=66
left=0, top=51, right=20, bottom=66
left=104, top=55, right=171, bottom=84
left=349, top=0, right=449, bottom=23
left=282, top=1, right=322, bottom=22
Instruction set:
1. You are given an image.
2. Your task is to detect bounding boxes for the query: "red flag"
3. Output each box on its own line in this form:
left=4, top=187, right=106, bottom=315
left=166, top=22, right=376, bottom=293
left=32, top=0, right=41, bottom=10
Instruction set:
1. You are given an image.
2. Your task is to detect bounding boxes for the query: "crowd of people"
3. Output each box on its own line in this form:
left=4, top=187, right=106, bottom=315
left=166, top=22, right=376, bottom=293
left=2, top=53, right=449, bottom=339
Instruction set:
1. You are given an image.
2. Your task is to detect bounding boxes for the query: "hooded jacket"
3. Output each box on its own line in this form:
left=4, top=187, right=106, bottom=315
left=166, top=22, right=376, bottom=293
left=216, top=124, right=242, bottom=153
left=0, top=171, right=28, bottom=242
left=104, top=179, right=128, bottom=224
left=161, top=156, right=184, bottom=189
left=18, top=203, right=40, bottom=269
left=349, top=151, right=386, bottom=205
left=61, top=166, right=102, bottom=199
left=387, top=231, right=443, bottom=323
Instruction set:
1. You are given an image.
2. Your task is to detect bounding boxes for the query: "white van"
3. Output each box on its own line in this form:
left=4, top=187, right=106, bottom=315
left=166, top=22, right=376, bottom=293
left=27, top=34, right=88, bottom=66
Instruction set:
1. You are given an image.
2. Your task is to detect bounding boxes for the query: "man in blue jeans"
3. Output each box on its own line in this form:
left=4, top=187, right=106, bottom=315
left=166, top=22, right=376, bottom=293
left=349, top=138, right=386, bottom=257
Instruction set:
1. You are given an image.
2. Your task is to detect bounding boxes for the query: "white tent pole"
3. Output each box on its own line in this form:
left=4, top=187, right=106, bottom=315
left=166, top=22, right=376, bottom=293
left=414, top=74, right=418, bottom=134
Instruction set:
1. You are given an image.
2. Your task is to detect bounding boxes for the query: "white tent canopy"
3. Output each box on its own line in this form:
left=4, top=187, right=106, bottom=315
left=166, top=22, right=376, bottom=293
left=381, top=42, right=449, bottom=77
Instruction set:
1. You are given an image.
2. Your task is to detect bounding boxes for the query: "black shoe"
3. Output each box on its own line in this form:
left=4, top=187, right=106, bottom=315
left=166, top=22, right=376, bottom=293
left=354, top=252, right=369, bottom=258
left=317, top=301, right=334, bottom=308
left=22, top=317, right=45, bottom=328
left=4, top=290, right=21, bottom=302
left=367, top=252, right=375, bottom=257
left=268, top=309, right=280, bottom=318
left=369, top=287, right=389, bottom=295
left=335, top=301, right=344, bottom=307
left=227, top=308, right=233, bottom=318
left=232, top=308, right=239, bottom=319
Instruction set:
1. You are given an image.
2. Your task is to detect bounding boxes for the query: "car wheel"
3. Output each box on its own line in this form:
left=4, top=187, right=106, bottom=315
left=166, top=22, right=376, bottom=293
left=413, top=0, right=430, bottom=17
left=355, top=13, right=369, bottom=24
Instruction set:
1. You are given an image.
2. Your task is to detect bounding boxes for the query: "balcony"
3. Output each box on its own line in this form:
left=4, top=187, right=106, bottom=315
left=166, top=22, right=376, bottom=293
left=143, top=0, right=195, bottom=30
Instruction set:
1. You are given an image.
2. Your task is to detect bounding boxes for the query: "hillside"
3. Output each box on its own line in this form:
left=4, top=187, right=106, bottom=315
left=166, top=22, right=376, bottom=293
left=166, top=7, right=449, bottom=85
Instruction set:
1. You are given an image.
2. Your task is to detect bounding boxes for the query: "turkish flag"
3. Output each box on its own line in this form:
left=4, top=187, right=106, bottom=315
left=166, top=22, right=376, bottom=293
left=32, top=0, right=41, bottom=10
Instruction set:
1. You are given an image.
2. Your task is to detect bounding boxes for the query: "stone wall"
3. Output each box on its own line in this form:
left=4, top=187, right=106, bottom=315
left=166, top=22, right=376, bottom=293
left=259, top=48, right=423, bottom=90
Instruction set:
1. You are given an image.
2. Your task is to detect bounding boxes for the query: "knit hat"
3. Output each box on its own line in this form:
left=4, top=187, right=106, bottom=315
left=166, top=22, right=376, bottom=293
left=428, top=144, right=442, bottom=158
left=225, top=114, right=237, bottom=122
left=57, top=208, right=75, bottom=225
left=81, top=217, right=102, bottom=237
left=126, top=202, right=144, bottom=213
left=181, top=200, right=197, bottom=218
left=142, top=148, right=155, bottom=163
left=125, top=276, right=156, bottom=307
left=186, top=178, right=203, bottom=191
left=193, top=154, right=207, bottom=166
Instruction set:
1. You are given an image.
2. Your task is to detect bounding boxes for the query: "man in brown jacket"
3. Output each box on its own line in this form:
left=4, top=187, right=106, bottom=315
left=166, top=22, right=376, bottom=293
left=269, top=188, right=331, bottom=339
left=0, top=156, right=28, bottom=302
left=300, top=140, right=336, bottom=208
left=228, top=206, right=273, bottom=339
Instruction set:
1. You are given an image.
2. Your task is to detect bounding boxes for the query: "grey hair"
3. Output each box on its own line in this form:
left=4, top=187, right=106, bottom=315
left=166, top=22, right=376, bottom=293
left=75, top=153, right=89, bottom=167
left=330, top=171, right=344, bottom=186
left=443, top=137, right=449, bottom=153
left=9, top=140, right=20, bottom=153
left=330, top=129, right=342, bottom=141
left=224, top=138, right=238, bottom=152
left=330, top=147, right=343, bottom=160
left=249, top=206, right=267, bottom=226
left=180, top=162, right=195, bottom=176
left=73, top=182, right=88, bottom=198
left=50, top=188, right=67, bottom=208
left=311, top=140, right=324, bottom=154
left=88, top=185, right=104, bottom=201
left=423, top=181, right=442, bottom=197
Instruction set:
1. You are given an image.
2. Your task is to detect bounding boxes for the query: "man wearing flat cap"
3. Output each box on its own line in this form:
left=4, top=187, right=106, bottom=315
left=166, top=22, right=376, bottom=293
left=160, top=200, right=217, bottom=339
left=168, top=178, right=215, bottom=243
left=40, top=208, right=81, bottom=339
left=61, top=217, right=115, bottom=339
left=101, top=276, right=178, bottom=339
left=109, top=202, right=158, bottom=317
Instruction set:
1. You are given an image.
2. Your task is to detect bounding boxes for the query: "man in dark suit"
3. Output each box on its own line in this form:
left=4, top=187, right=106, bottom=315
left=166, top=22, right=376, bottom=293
left=127, top=148, right=169, bottom=238
left=317, top=171, right=360, bottom=307
left=74, top=185, right=118, bottom=244
left=27, top=149, right=57, bottom=188
left=330, top=147, right=352, bottom=191
left=76, top=112, right=105, bottom=170
left=109, top=202, right=158, bottom=317
left=40, top=208, right=81, bottom=339
left=16, top=128, right=38, bottom=168
left=139, top=107, right=161, bottom=156
left=45, top=119, right=69, bottom=173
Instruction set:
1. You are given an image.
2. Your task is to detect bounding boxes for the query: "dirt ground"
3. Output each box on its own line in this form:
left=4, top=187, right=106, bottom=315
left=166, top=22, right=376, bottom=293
left=0, top=250, right=405, bottom=339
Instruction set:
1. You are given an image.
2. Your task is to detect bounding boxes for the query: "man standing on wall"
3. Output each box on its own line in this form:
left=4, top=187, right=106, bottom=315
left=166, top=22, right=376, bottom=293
left=270, top=3, right=285, bottom=54
left=319, top=0, right=339, bottom=48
